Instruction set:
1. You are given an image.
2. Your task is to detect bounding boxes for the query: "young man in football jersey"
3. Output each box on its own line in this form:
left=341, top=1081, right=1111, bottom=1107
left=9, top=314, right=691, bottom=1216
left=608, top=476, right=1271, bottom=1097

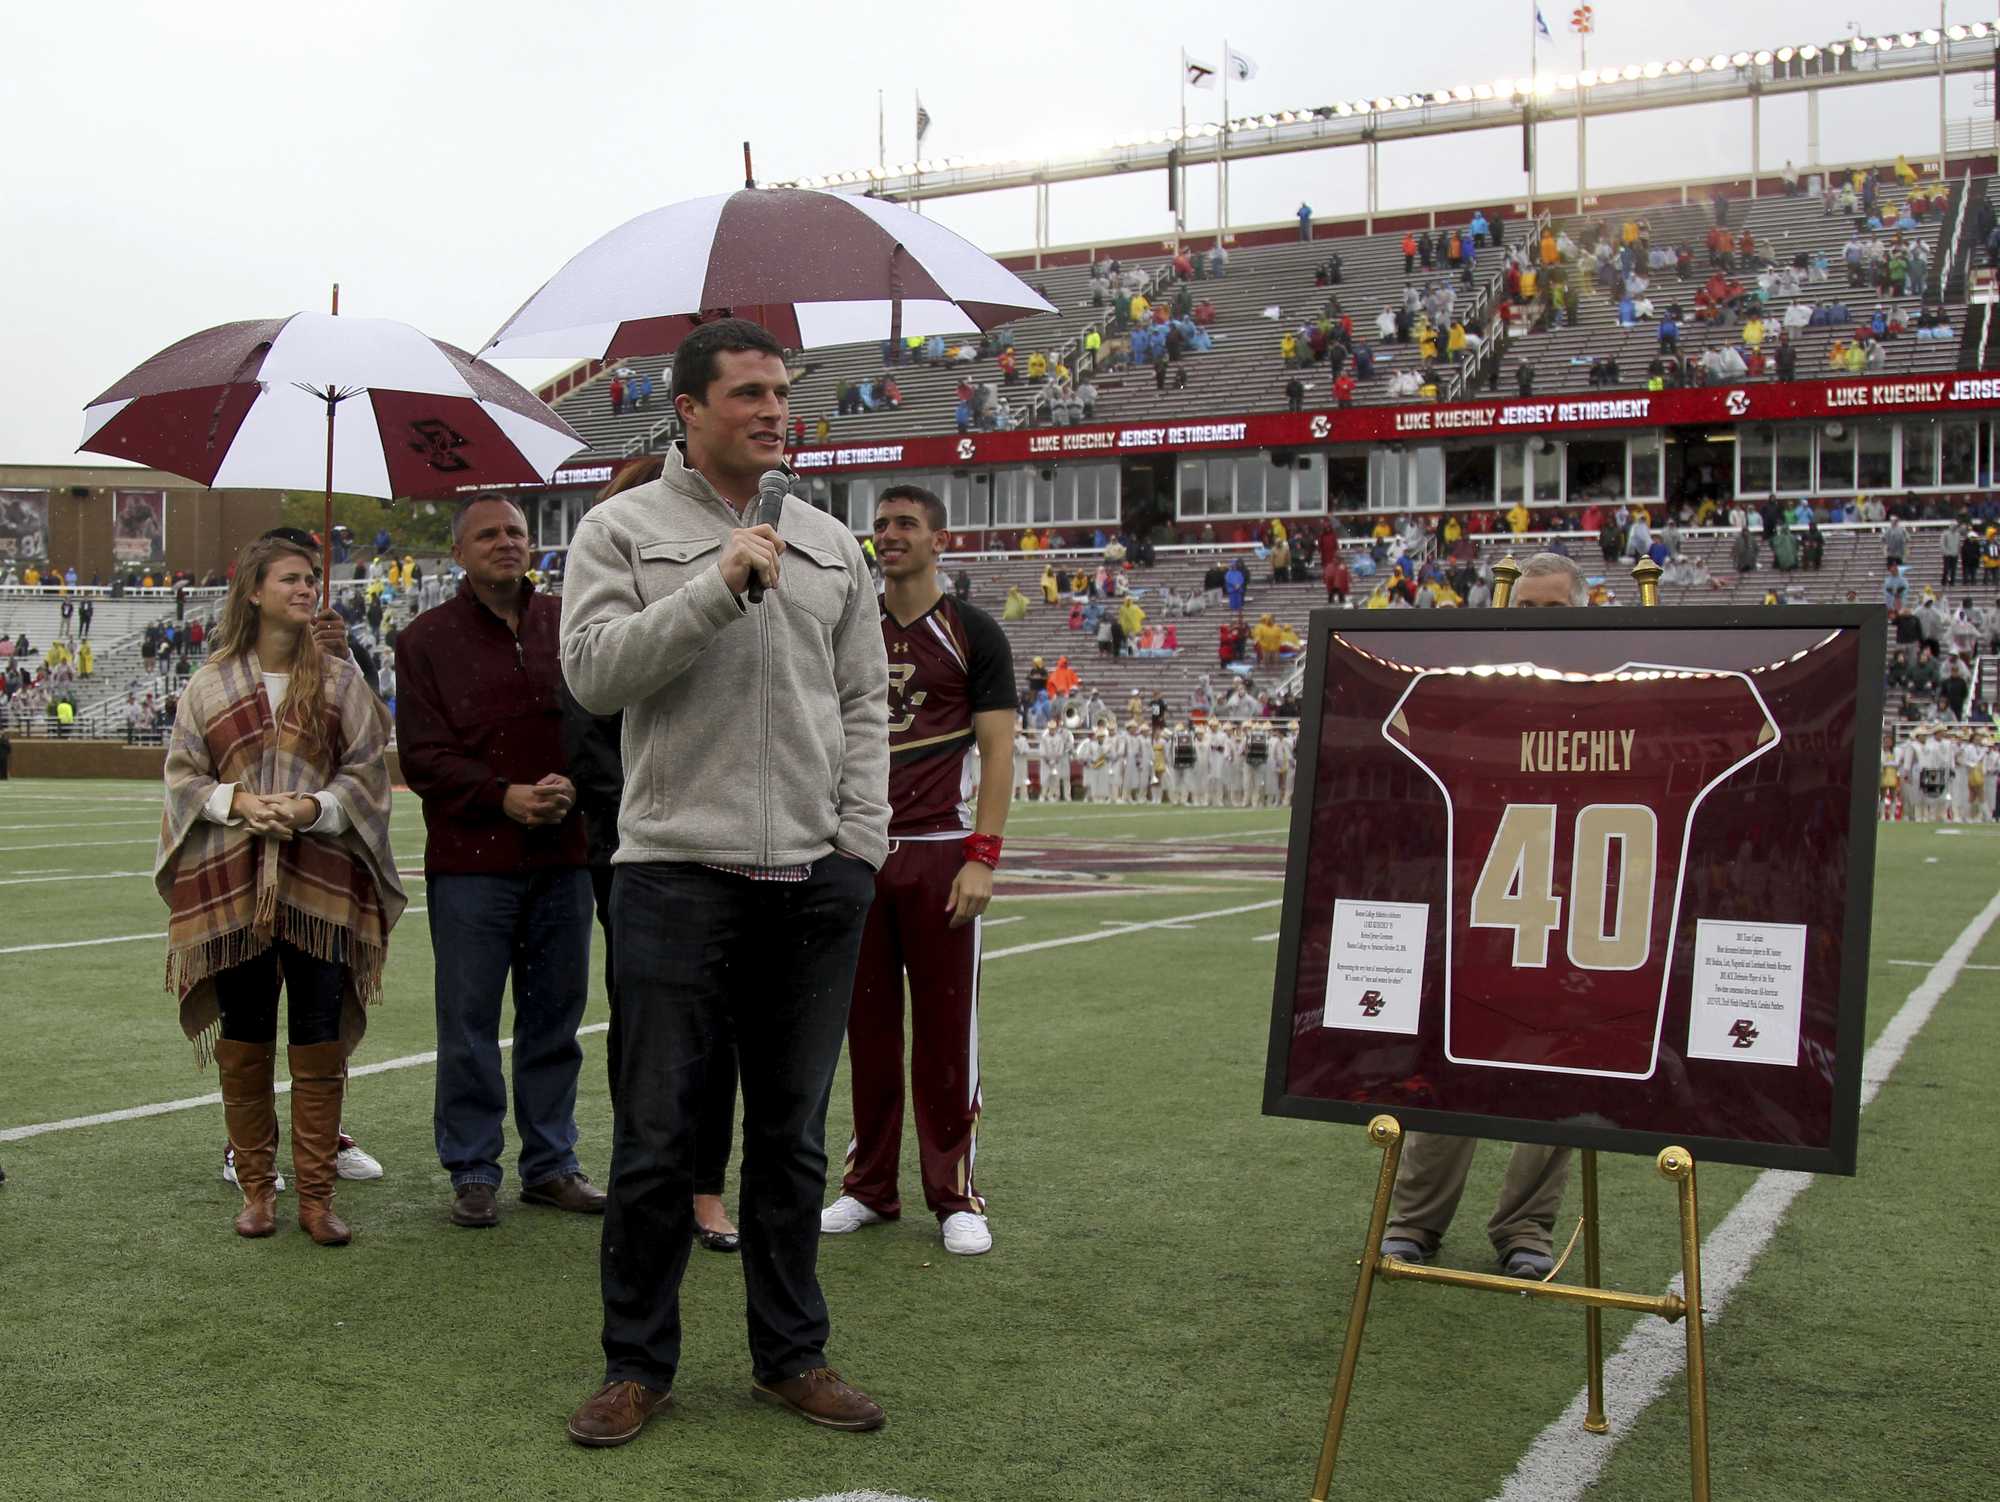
left=823, top=486, right=1015, bottom=1257
left=1381, top=552, right=1581, bottom=1280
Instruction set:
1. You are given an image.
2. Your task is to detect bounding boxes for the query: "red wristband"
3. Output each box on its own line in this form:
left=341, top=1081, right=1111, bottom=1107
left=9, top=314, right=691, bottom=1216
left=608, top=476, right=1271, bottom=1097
left=964, top=833, right=1003, bottom=869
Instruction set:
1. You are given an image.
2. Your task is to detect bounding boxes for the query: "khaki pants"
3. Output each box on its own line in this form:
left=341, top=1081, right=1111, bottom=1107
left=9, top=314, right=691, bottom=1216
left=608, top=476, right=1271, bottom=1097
left=1385, top=1132, right=1572, bottom=1258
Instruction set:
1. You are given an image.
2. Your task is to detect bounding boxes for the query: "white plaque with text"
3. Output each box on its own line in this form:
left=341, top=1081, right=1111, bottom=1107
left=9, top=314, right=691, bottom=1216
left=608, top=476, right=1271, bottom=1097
left=1324, top=900, right=1429, bottom=1034
left=1686, top=920, right=1807, bottom=1066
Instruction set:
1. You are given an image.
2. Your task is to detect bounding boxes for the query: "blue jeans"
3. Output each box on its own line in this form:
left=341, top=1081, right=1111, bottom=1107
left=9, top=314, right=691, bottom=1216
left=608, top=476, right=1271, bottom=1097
left=599, top=857, right=875, bottom=1390
left=428, top=868, right=593, bottom=1191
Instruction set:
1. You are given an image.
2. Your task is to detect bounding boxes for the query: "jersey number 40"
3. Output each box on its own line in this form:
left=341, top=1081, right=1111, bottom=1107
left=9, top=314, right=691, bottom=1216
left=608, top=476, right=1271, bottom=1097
left=1469, top=802, right=1658, bottom=971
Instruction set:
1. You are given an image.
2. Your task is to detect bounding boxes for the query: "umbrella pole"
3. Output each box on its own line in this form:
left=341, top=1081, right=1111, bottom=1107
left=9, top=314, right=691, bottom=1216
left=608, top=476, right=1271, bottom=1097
left=322, top=387, right=336, bottom=609
left=323, top=282, right=340, bottom=609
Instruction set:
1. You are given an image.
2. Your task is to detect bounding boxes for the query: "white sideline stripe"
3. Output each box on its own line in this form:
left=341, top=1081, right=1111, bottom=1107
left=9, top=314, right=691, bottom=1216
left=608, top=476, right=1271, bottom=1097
left=0, top=819, right=160, bottom=833
left=0, top=905, right=429, bottom=956
left=981, top=915, right=1023, bottom=927
left=0, top=899, right=1275, bottom=1144
left=0, top=838, right=158, bottom=852
left=0, top=1019, right=609, bottom=1145
left=1487, top=885, right=2000, bottom=1502
left=786, top=1493, right=929, bottom=1502
left=1888, top=957, right=2000, bottom=970
left=0, top=869, right=154, bottom=888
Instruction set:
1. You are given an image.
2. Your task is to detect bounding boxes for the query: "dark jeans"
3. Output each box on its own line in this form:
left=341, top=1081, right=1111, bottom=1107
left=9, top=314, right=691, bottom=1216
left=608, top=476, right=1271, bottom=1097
left=213, top=939, right=345, bottom=1045
left=429, top=867, right=592, bottom=1191
left=599, top=856, right=875, bottom=1390
left=589, top=864, right=737, bottom=1195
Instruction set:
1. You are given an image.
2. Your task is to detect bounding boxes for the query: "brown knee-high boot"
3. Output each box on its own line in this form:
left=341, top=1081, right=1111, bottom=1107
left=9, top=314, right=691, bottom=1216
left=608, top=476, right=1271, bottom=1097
left=215, top=1039, right=279, bottom=1238
left=288, top=1042, right=351, bottom=1247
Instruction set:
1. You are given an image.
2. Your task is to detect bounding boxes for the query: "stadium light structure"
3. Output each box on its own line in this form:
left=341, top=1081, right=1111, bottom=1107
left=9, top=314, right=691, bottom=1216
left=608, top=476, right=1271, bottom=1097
left=767, top=17, right=2000, bottom=207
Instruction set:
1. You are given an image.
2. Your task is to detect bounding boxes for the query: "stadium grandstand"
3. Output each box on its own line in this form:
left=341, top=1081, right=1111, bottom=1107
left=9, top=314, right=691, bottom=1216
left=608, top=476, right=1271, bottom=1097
left=497, top=27, right=2000, bottom=738
left=12, top=20, right=2000, bottom=748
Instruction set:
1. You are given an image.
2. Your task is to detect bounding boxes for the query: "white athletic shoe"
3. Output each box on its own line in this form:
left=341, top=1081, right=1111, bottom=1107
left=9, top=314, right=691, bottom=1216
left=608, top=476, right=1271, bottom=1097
left=221, top=1144, right=285, bottom=1193
left=941, top=1211, right=993, bottom=1256
left=336, top=1133, right=384, bottom=1181
left=820, top=1195, right=887, bottom=1234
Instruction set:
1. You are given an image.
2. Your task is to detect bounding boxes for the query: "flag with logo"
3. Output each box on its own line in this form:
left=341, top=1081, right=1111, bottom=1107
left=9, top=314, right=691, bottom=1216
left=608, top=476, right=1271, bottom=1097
left=1535, top=6, right=1554, bottom=43
left=1226, top=47, right=1259, bottom=82
left=916, top=96, right=932, bottom=143
left=1184, top=51, right=1217, bottom=89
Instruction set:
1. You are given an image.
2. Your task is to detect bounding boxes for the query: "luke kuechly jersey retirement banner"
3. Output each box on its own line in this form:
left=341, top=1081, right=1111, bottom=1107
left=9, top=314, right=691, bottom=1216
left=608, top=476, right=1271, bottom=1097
left=1265, top=611, right=1883, bottom=1176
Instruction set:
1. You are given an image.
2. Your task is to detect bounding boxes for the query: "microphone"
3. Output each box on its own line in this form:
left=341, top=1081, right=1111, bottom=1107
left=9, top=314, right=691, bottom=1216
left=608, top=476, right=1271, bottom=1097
left=747, top=470, right=789, bottom=604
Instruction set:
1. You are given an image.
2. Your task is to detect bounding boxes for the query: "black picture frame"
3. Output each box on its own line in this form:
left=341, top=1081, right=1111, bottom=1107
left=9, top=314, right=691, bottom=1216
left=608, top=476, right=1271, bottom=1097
left=1262, top=604, right=1884, bottom=1176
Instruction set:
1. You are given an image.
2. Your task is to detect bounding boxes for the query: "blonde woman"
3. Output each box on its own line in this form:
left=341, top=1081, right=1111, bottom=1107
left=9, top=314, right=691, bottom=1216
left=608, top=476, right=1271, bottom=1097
left=157, top=535, right=405, bottom=1246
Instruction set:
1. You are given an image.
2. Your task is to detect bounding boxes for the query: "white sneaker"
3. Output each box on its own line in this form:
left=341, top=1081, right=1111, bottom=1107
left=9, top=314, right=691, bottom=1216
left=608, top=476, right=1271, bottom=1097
left=941, top=1211, right=993, bottom=1256
left=221, top=1144, right=285, bottom=1193
left=820, top=1195, right=887, bottom=1234
left=336, top=1133, right=384, bottom=1181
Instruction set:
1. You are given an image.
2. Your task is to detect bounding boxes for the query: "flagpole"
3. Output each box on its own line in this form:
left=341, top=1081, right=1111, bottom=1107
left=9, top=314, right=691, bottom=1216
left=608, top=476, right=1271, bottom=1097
left=878, top=90, right=885, bottom=172
left=1576, top=24, right=1588, bottom=213
left=1177, top=50, right=1188, bottom=243
left=913, top=91, right=923, bottom=216
left=1218, top=37, right=1228, bottom=243
left=1528, top=0, right=1539, bottom=204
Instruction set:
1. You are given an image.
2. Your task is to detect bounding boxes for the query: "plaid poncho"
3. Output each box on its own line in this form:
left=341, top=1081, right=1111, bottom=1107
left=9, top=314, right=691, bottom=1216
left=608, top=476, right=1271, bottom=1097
left=156, top=649, right=406, bottom=1064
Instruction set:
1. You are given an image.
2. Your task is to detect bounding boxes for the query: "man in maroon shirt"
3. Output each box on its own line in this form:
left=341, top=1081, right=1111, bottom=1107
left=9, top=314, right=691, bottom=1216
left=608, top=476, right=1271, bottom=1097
left=394, top=494, right=603, bottom=1230
left=822, top=486, right=1014, bottom=1257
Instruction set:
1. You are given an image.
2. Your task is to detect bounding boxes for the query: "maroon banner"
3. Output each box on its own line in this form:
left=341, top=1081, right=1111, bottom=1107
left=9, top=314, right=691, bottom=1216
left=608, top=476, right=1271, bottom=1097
left=785, top=374, right=2000, bottom=474
left=1262, top=608, right=1882, bottom=1175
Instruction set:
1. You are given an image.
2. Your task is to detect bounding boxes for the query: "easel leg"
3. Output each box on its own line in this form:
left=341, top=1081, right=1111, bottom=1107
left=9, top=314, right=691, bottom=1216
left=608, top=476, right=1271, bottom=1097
left=1659, top=1147, right=1712, bottom=1502
left=1581, top=1149, right=1609, bottom=1434
left=1310, top=1114, right=1404, bottom=1502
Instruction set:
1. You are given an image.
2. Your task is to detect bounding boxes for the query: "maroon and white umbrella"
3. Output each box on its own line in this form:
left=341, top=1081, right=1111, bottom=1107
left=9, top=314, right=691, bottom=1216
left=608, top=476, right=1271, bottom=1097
left=480, top=187, right=1057, bottom=360
left=80, top=312, right=584, bottom=598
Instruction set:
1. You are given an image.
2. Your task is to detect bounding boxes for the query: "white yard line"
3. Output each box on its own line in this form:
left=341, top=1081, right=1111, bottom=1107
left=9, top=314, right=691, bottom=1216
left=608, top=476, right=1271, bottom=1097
left=0, top=819, right=160, bottom=834
left=0, top=904, right=431, bottom=957
left=1253, top=931, right=1282, bottom=942
left=0, top=838, right=159, bottom=853
left=1888, top=957, right=2000, bottom=970
left=0, top=869, right=155, bottom=888
left=0, top=898, right=1276, bottom=1144
left=0, top=1017, right=605, bottom=1145
left=1487, top=886, right=2000, bottom=1502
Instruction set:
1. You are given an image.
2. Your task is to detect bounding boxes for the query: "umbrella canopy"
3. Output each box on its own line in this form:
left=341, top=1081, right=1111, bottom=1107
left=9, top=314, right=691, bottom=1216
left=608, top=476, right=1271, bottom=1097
left=81, top=312, right=584, bottom=497
left=481, top=187, right=1057, bottom=360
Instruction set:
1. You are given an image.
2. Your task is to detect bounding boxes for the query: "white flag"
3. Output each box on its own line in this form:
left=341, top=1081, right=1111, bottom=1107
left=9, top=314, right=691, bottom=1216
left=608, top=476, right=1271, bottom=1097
left=1184, top=52, right=1218, bottom=90
left=1226, top=47, right=1259, bottom=82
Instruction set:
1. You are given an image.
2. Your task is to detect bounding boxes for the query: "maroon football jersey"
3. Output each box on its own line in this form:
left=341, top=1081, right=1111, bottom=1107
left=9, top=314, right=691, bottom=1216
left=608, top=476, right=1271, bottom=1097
left=883, top=596, right=1016, bottom=837
left=1385, top=662, right=1779, bottom=1079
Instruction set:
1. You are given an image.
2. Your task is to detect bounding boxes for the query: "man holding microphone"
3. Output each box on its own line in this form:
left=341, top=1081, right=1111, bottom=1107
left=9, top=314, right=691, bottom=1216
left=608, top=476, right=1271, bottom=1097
left=559, top=319, right=890, bottom=1448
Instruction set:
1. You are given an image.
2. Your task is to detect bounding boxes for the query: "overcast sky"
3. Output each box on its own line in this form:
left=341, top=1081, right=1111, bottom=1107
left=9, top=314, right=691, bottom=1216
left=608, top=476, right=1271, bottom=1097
left=1, top=0, right=1984, bottom=463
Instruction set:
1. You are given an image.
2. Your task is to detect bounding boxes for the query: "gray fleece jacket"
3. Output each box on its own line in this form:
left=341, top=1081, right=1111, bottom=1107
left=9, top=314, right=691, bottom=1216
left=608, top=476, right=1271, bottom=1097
left=558, top=445, right=890, bottom=870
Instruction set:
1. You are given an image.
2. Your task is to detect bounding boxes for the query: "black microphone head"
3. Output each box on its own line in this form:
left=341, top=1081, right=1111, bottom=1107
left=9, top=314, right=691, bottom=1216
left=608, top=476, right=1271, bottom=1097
left=753, top=470, right=790, bottom=529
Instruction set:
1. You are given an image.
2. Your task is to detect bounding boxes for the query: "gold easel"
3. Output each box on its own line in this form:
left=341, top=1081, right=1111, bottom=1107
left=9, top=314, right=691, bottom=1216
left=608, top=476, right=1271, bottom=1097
left=1311, top=554, right=1705, bottom=1501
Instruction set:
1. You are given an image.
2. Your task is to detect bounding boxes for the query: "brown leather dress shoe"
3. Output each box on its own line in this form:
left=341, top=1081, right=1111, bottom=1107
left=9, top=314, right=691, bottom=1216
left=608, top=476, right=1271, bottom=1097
left=752, top=1367, right=886, bottom=1431
left=452, top=1183, right=499, bottom=1228
left=521, top=1173, right=607, bottom=1214
left=567, top=1380, right=671, bottom=1449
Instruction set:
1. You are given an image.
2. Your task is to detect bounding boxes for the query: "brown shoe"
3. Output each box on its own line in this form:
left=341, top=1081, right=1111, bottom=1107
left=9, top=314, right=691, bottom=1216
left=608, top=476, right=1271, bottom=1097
left=216, top=1039, right=278, bottom=1239
left=521, top=1172, right=607, bottom=1215
left=288, top=1042, right=351, bottom=1247
left=567, top=1380, right=670, bottom=1448
left=752, top=1367, right=886, bottom=1431
left=452, top=1183, right=499, bottom=1228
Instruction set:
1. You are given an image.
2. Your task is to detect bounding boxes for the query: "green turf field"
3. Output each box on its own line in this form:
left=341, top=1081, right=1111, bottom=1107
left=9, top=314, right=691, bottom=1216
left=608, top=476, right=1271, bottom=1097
left=0, top=781, right=1993, bottom=1502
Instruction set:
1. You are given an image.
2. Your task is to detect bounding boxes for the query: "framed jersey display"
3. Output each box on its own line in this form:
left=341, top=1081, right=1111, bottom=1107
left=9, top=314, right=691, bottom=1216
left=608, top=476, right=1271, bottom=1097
left=1263, top=606, right=1885, bottom=1175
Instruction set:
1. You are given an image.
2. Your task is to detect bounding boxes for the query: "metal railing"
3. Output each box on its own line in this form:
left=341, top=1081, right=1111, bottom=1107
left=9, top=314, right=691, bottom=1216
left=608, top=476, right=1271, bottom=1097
left=1016, top=260, right=1177, bottom=429
left=1448, top=210, right=1552, bottom=401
